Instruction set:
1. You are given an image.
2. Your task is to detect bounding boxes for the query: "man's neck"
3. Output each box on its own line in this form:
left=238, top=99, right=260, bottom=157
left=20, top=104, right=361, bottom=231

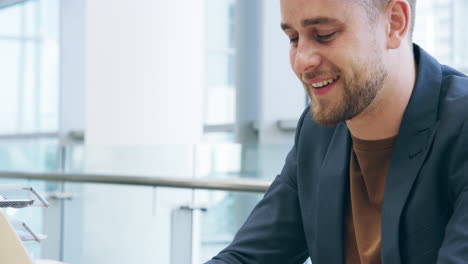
left=346, top=46, right=417, bottom=140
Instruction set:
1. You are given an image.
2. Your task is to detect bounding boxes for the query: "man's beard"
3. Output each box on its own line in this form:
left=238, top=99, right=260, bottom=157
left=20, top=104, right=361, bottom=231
left=308, top=57, right=387, bottom=127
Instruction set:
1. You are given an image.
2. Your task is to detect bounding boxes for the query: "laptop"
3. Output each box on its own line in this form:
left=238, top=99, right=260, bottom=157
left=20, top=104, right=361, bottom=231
left=0, top=209, right=33, bottom=264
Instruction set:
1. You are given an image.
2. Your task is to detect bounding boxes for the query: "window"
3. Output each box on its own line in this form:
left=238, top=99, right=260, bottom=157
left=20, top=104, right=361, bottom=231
left=414, top=0, right=468, bottom=74
left=0, top=0, right=59, bottom=135
left=204, top=0, right=237, bottom=131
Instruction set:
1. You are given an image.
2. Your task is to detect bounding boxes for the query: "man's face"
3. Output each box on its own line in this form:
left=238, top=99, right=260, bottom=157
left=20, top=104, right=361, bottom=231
left=281, top=0, right=388, bottom=126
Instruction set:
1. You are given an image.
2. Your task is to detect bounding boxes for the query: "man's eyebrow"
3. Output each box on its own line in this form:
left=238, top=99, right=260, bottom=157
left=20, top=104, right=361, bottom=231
left=281, top=17, right=343, bottom=30
left=302, top=17, right=342, bottom=27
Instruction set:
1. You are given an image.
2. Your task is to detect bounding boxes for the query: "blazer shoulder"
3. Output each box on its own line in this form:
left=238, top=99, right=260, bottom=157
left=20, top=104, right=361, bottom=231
left=438, top=66, right=468, bottom=125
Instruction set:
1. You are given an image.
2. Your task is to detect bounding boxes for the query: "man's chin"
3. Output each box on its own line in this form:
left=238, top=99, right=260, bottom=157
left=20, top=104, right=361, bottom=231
left=310, top=109, right=343, bottom=127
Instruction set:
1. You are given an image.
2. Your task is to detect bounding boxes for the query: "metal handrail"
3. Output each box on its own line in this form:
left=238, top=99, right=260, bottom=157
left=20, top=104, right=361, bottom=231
left=0, top=171, right=271, bottom=193
left=0, top=132, right=58, bottom=140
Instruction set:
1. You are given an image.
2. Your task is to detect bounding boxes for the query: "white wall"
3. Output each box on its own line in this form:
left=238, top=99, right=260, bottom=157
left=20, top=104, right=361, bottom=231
left=85, top=0, right=204, bottom=146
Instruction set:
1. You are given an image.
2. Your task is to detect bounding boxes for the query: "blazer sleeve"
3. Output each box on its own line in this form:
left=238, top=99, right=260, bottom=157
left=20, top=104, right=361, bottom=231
left=437, top=119, right=468, bottom=263
left=204, top=109, right=310, bottom=264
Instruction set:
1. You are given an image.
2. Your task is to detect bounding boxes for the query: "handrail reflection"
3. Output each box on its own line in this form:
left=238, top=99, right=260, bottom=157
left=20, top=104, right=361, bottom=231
left=0, top=171, right=271, bottom=193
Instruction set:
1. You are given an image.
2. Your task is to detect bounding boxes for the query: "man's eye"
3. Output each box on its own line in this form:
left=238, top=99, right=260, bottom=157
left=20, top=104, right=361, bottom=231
left=289, top=37, right=299, bottom=44
left=316, top=32, right=336, bottom=41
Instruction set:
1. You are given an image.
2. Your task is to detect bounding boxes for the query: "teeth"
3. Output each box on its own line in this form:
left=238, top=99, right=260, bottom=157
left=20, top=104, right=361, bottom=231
left=311, top=76, right=339, bottom=88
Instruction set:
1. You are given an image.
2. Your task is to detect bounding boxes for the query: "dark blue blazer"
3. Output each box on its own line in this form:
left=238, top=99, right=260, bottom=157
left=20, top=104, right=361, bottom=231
left=206, top=45, right=468, bottom=264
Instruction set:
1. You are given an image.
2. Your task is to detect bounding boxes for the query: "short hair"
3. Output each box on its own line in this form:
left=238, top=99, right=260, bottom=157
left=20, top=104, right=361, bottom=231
left=361, top=0, right=416, bottom=41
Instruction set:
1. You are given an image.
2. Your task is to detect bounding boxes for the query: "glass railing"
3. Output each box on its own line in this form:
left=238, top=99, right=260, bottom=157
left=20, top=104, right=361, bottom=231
left=197, top=189, right=264, bottom=263
left=0, top=142, right=298, bottom=263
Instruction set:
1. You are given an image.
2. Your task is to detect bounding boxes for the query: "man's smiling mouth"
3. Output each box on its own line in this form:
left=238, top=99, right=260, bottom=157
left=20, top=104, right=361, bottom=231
left=311, top=75, right=340, bottom=88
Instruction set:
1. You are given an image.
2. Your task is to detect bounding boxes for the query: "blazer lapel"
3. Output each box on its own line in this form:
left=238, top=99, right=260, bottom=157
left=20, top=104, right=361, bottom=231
left=315, top=123, right=351, bottom=264
left=381, top=123, right=439, bottom=263
left=381, top=45, right=442, bottom=264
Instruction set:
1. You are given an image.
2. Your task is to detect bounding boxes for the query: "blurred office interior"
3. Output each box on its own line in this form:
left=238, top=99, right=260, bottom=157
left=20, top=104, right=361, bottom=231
left=0, top=0, right=467, bottom=263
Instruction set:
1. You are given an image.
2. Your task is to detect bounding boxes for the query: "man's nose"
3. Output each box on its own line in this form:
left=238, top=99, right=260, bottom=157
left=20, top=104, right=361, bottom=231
left=293, top=43, right=322, bottom=75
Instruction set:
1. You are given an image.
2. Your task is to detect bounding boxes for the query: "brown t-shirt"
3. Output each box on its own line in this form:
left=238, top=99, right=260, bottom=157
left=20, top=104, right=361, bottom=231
left=345, top=135, right=397, bottom=264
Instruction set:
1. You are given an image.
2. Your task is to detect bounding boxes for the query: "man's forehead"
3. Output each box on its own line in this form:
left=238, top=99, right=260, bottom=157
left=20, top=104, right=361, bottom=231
left=280, top=0, right=354, bottom=10
left=280, top=0, right=355, bottom=29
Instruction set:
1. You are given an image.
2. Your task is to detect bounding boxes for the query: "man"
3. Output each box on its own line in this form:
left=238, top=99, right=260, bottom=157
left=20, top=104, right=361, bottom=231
left=206, top=0, right=468, bottom=263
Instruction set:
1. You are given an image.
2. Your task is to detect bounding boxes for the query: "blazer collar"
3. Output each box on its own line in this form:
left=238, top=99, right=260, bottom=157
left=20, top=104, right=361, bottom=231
left=381, top=44, right=442, bottom=264
left=397, top=44, right=441, bottom=134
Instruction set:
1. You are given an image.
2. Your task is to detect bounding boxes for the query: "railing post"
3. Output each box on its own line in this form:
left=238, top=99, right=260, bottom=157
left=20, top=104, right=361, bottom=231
left=170, top=205, right=206, bottom=264
left=170, top=206, right=194, bottom=264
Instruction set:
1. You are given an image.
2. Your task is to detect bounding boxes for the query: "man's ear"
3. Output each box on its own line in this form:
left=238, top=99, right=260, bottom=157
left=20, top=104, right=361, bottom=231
left=385, top=0, right=411, bottom=49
